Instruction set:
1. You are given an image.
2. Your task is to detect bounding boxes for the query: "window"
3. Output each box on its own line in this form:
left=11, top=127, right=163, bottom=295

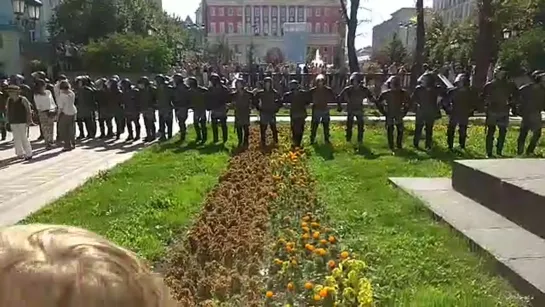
left=333, top=23, right=338, bottom=33
left=289, top=7, right=295, bottom=16
left=254, top=7, right=260, bottom=16
left=228, top=23, right=234, bottom=33
left=237, top=22, right=242, bottom=33
left=246, top=23, right=252, bottom=33
left=323, top=23, right=329, bottom=33
left=210, top=7, right=216, bottom=16
left=272, top=6, right=277, bottom=17
left=219, top=7, right=225, bottom=16
left=245, top=6, right=251, bottom=16
left=228, top=8, right=234, bottom=16
left=264, top=23, right=269, bottom=35
left=307, top=7, right=312, bottom=17
left=237, top=8, right=243, bottom=16
left=280, top=7, right=286, bottom=17
left=272, top=23, right=277, bottom=36
left=219, top=22, right=225, bottom=33
left=315, top=23, right=321, bottom=33
left=324, top=8, right=330, bottom=17
left=315, top=8, right=321, bottom=17
left=210, top=22, right=216, bottom=33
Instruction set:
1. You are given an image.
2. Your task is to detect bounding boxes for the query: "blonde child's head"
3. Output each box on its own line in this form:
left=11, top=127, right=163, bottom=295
left=0, top=224, right=176, bottom=307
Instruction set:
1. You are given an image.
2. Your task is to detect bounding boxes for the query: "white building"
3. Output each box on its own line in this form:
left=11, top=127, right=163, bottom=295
left=433, top=0, right=476, bottom=24
left=372, top=8, right=417, bottom=54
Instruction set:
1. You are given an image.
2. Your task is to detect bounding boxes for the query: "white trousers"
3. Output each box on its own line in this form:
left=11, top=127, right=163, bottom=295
left=11, top=123, right=32, bottom=158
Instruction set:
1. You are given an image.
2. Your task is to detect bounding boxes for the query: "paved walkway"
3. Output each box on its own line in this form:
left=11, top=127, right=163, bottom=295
left=0, top=112, right=538, bottom=226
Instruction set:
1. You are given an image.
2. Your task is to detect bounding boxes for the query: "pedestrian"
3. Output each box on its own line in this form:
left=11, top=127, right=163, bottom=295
left=5, top=85, right=33, bottom=160
left=33, top=79, right=57, bottom=149
left=57, top=80, right=77, bottom=151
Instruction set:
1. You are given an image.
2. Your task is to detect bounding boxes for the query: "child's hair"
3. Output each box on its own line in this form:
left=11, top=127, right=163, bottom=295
left=0, top=224, right=176, bottom=307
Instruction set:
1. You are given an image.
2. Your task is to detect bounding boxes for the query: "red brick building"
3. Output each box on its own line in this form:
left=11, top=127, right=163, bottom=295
left=202, top=0, right=344, bottom=64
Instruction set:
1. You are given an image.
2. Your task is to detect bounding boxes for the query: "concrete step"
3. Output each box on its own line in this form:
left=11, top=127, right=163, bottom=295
left=452, top=159, right=545, bottom=239
left=390, top=177, right=545, bottom=305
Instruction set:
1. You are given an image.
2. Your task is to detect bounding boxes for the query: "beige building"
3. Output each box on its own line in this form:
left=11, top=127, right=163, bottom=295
left=203, top=0, right=344, bottom=64
left=372, top=8, right=417, bottom=54
left=433, top=0, right=476, bottom=24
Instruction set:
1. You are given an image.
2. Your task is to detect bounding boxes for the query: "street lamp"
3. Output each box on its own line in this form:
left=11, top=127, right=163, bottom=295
left=503, top=28, right=518, bottom=39
left=12, top=0, right=42, bottom=21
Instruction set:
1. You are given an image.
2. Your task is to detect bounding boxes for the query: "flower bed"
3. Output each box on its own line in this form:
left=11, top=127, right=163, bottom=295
left=164, top=126, right=374, bottom=306
left=263, top=132, right=374, bottom=306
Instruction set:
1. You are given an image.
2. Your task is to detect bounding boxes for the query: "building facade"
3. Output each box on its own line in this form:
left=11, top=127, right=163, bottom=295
left=203, top=0, right=344, bottom=64
left=433, top=0, right=476, bottom=24
left=0, top=0, right=57, bottom=77
left=372, top=8, right=417, bottom=55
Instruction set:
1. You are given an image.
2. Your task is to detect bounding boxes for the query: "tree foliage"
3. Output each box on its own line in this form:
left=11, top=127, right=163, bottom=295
left=81, top=33, right=174, bottom=73
left=425, top=15, right=477, bottom=66
left=382, top=33, right=407, bottom=65
left=205, top=37, right=233, bottom=67
left=498, top=28, right=545, bottom=73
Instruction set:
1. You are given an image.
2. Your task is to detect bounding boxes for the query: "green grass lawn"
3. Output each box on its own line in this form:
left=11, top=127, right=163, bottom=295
left=23, top=129, right=236, bottom=261
left=307, top=123, right=530, bottom=306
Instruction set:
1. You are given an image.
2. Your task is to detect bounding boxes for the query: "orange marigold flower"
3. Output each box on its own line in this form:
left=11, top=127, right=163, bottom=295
left=305, top=244, right=315, bottom=251
left=286, top=242, right=295, bottom=249
left=301, top=222, right=308, bottom=227
left=340, top=251, right=350, bottom=260
left=319, top=288, right=328, bottom=298
left=302, top=216, right=311, bottom=222
left=304, top=282, right=314, bottom=290
left=313, top=294, right=322, bottom=301
left=287, top=282, right=295, bottom=291
left=314, top=248, right=327, bottom=256
left=312, top=231, right=320, bottom=239
left=328, top=260, right=336, bottom=269
left=328, top=235, right=336, bottom=244
left=266, top=291, right=274, bottom=298
left=302, top=226, right=310, bottom=233
left=311, top=222, right=320, bottom=228
left=302, top=233, right=310, bottom=240
left=320, top=239, right=328, bottom=245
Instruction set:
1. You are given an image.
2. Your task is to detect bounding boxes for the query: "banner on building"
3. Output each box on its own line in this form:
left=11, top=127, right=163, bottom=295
left=283, top=22, right=309, bottom=64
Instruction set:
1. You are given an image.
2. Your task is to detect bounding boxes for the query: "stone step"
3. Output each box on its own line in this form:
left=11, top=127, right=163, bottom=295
left=452, top=159, right=545, bottom=239
left=390, top=177, right=545, bottom=306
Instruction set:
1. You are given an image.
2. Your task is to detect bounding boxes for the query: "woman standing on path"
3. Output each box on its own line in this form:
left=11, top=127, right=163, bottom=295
left=57, top=81, right=77, bottom=151
left=33, top=79, right=57, bottom=149
left=5, top=85, right=33, bottom=160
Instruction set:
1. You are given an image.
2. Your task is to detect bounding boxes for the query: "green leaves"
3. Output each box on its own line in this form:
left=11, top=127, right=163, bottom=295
left=82, top=33, right=174, bottom=73
left=498, top=28, right=545, bottom=74
left=382, top=33, right=408, bottom=65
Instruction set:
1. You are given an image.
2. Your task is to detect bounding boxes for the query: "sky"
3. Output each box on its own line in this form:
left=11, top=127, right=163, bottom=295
left=162, top=0, right=433, bottom=47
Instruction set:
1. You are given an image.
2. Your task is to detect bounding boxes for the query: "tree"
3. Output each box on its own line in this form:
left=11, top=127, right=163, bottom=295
left=339, top=0, right=360, bottom=72
left=206, top=36, right=233, bottom=67
left=474, top=0, right=495, bottom=88
left=411, top=0, right=425, bottom=87
left=81, top=33, right=174, bottom=73
left=383, top=33, right=408, bottom=64
left=498, top=28, right=545, bottom=74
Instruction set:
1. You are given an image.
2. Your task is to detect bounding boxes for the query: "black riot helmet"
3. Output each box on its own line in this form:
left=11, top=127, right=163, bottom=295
left=138, top=76, right=150, bottom=85
left=108, top=78, right=119, bottom=90
left=349, top=72, right=362, bottom=85
left=454, top=73, right=470, bottom=87
left=172, top=73, right=184, bottom=85
left=263, top=77, right=272, bottom=90
left=420, top=72, right=435, bottom=87
left=531, top=70, right=545, bottom=83
left=155, top=74, right=166, bottom=85
left=187, top=77, right=198, bottom=89
left=387, top=75, right=401, bottom=89
left=210, top=73, right=220, bottom=86
left=120, top=78, right=131, bottom=89
left=289, top=79, right=299, bottom=91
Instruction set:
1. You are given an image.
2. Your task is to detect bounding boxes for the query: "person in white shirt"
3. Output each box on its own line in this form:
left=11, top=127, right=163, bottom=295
left=57, top=81, right=77, bottom=151
left=33, top=79, right=57, bottom=149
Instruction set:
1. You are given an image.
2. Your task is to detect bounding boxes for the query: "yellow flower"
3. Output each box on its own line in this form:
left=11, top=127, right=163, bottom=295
left=266, top=291, right=274, bottom=298
left=302, top=226, right=310, bottom=233
left=311, top=221, right=320, bottom=228
left=340, top=251, right=350, bottom=260
left=304, top=282, right=314, bottom=290
left=314, top=248, right=327, bottom=256
left=312, top=231, right=320, bottom=239
left=274, top=258, right=283, bottom=265
left=305, top=244, right=315, bottom=251
left=313, top=294, right=322, bottom=301
left=287, top=282, right=295, bottom=291
left=302, top=233, right=310, bottom=240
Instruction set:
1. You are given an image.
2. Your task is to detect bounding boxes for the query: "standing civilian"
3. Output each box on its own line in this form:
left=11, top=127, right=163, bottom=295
left=5, top=85, right=33, bottom=160
left=57, top=81, right=77, bottom=151
left=33, top=79, right=57, bottom=149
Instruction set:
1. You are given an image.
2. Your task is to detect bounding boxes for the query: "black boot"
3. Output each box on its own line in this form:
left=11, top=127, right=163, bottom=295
left=310, top=122, right=319, bottom=144
left=396, top=124, right=404, bottom=149
left=517, top=127, right=528, bottom=155
left=134, top=123, right=141, bottom=141
left=126, top=122, right=134, bottom=141
left=387, top=125, right=395, bottom=151
left=271, top=123, right=279, bottom=144
left=447, top=124, right=456, bottom=151
left=357, top=120, right=364, bottom=144
left=179, top=125, right=186, bottom=143
left=236, top=126, right=243, bottom=147
left=459, top=125, right=468, bottom=150
left=425, top=123, right=434, bottom=150
left=497, top=127, right=507, bottom=156
left=485, top=125, right=496, bottom=157
left=260, top=124, right=267, bottom=147
left=221, top=120, right=228, bottom=143
left=323, top=121, right=331, bottom=143
left=527, top=128, right=542, bottom=155
left=243, top=125, right=250, bottom=147
left=346, top=116, right=353, bottom=142
left=200, top=121, right=208, bottom=143
left=413, top=123, right=423, bottom=149
left=212, top=120, right=219, bottom=143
